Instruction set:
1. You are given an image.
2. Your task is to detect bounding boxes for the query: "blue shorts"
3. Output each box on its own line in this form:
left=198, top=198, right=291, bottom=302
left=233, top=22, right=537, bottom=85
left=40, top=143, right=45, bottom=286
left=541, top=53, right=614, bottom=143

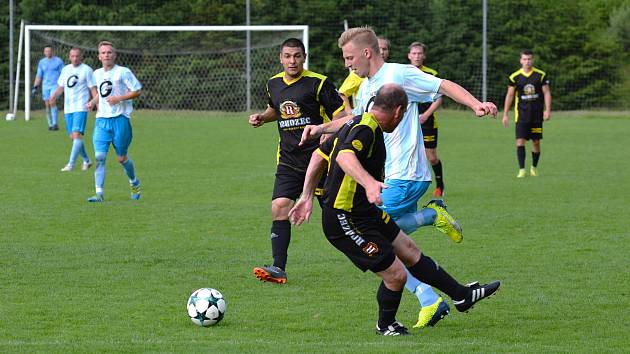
left=93, top=115, right=133, bottom=156
left=42, top=85, right=57, bottom=101
left=380, top=179, right=431, bottom=220
left=65, top=111, right=88, bottom=135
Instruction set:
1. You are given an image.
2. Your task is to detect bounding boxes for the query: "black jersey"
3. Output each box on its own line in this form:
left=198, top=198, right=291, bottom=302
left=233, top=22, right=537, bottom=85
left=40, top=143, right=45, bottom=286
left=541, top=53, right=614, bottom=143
left=316, top=113, right=386, bottom=213
left=508, top=67, right=549, bottom=123
left=418, top=66, right=439, bottom=129
left=266, top=70, right=344, bottom=170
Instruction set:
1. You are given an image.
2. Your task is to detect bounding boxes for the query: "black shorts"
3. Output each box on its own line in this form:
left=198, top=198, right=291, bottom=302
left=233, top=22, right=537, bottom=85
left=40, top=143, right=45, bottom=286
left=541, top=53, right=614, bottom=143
left=515, top=121, right=543, bottom=140
left=321, top=205, right=400, bottom=273
left=421, top=117, right=438, bottom=149
left=272, top=162, right=324, bottom=201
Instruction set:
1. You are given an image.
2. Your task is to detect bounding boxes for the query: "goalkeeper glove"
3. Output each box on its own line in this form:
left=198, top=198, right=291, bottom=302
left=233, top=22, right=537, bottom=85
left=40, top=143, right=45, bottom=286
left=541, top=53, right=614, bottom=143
left=32, top=85, right=38, bottom=96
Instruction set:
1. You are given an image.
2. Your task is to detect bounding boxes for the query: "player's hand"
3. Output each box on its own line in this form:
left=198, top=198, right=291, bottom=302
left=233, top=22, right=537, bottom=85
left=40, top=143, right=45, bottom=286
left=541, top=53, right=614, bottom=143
left=419, top=113, right=429, bottom=124
left=288, top=197, right=313, bottom=226
left=105, top=96, right=121, bottom=105
left=31, top=85, right=38, bottom=96
left=299, top=124, right=323, bottom=146
left=248, top=113, right=265, bottom=128
left=474, top=102, right=498, bottom=118
left=543, top=111, right=551, bottom=121
left=502, top=114, right=509, bottom=128
left=365, top=181, right=387, bottom=206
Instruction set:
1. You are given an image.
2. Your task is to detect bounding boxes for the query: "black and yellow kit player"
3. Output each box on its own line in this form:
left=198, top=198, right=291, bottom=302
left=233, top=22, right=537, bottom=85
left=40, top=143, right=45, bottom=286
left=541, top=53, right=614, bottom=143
left=508, top=67, right=549, bottom=140
left=316, top=113, right=400, bottom=272
left=418, top=65, right=446, bottom=197
left=419, top=66, right=439, bottom=148
left=266, top=70, right=344, bottom=200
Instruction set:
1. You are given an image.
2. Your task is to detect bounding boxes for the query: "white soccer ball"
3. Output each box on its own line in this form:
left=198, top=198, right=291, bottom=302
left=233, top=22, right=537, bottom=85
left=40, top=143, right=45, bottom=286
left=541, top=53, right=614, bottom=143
left=5, top=113, right=15, bottom=121
left=187, top=288, right=226, bottom=327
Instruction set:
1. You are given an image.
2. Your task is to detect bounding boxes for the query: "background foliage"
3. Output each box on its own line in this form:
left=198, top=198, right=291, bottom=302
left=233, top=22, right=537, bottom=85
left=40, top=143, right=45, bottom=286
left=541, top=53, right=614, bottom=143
left=2, top=0, right=630, bottom=111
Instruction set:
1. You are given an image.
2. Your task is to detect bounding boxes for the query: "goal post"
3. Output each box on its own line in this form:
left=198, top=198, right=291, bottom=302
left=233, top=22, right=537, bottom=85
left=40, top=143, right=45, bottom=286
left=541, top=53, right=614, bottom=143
left=24, top=25, right=309, bottom=121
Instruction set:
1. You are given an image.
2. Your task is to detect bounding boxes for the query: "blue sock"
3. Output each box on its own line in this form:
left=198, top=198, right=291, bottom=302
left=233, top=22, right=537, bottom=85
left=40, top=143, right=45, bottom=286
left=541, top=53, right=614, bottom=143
left=94, top=152, right=106, bottom=195
left=404, top=268, right=440, bottom=307
left=395, top=208, right=437, bottom=235
left=68, top=139, right=83, bottom=167
left=46, top=107, right=52, bottom=127
left=121, top=158, right=137, bottom=183
left=51, top=106, right=58, bottom=126
left=79, top=139, right=89, bottom=162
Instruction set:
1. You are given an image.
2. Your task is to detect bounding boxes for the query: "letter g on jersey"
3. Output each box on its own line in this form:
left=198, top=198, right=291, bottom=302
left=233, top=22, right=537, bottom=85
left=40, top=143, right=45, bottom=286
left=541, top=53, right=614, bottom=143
left=67, top=75, right=79, bottom=88
left=99, top=80, right=113, bottom=97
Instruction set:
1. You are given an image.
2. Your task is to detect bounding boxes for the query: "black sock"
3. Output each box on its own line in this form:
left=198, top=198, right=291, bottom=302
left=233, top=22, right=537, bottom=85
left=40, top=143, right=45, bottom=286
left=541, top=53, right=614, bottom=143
left=376, top=281, right=403, bottom=329
left=517, top=146, right=526, bottom=169
left=532, top=152, right=540, bottom=167
left=407, top=254, right=468, bottom=301
left=270, top=220, right=291, bottom=270
left=432, top=160, right=444, bottom=189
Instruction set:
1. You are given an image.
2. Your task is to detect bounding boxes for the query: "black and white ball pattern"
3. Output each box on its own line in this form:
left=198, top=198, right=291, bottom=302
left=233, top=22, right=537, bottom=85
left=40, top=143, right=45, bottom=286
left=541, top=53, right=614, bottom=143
left=187, top=288, right=226, bottom=326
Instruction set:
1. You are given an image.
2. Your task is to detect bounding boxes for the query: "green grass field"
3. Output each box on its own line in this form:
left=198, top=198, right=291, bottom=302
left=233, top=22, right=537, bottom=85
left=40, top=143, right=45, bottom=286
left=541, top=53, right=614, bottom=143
left=1, top=110, right=628, bottom=353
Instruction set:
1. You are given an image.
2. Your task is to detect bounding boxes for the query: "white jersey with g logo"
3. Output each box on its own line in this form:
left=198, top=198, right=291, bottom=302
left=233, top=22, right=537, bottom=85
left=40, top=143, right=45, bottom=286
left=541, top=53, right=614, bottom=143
left=93, top=65, right=142, bottom=118
left=57, top=63, right=96, bottom=114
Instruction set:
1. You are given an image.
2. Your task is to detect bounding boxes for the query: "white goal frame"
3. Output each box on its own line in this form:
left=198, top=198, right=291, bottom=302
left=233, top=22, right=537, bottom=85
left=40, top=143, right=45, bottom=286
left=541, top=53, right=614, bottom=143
left=24, top=25, right=309, bottom=121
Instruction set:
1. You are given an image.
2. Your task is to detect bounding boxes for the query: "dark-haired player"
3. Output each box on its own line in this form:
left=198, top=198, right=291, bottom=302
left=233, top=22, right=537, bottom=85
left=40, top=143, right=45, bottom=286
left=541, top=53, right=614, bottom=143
left=502, top=50, right=552, bottom=178
left=248, top=38, right=346, bottom=284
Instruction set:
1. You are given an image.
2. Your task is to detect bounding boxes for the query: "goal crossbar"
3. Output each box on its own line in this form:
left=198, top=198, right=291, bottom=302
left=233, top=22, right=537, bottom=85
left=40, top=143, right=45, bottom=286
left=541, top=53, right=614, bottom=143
left=24, top=25, right=309, bottom=120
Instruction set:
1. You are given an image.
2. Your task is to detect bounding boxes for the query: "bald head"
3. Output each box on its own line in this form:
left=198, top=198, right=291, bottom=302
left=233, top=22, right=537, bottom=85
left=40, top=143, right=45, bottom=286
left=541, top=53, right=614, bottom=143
left=371, top=84, right=408, bottom=133
left=374, top=84, right=408, bottom=112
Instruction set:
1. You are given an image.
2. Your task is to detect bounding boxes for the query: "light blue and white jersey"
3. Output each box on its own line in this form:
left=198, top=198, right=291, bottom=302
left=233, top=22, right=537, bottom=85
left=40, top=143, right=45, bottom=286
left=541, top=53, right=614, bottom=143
left=57, top=63, right=96, bottom=113
left=36, top=56, right=64, bottom=88
left=93, top=65, right=142, bottom=118
left=354, top=63, right=443, bottom=182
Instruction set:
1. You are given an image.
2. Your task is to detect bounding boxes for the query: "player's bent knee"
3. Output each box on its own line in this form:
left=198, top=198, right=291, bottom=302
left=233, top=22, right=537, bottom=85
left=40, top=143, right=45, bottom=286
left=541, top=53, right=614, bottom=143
left=95, top=152, right=107, bottom=164
left=271, top=198, right=293, bottom=219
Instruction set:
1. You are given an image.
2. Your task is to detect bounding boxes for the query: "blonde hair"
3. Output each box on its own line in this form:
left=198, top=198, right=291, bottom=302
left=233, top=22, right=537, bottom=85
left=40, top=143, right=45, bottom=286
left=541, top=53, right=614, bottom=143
left=98, top=41, right=115, bottom=52
left=408, top=41, right=427, bottom=52
left=338, top=26, right=379, bottom=53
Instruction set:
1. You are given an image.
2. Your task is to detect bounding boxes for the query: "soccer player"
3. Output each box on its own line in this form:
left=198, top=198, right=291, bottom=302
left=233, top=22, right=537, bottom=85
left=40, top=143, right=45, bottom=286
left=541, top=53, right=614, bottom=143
left=86, top=41, right=142, bottom=202
left=300, top=26, right=498, bottom=329
left=33, top=45, right=64, bottom=131
left=339, top=37, right=390, bottom=114
left=248, top=38, right=346, bottom=284
left=502, top=49, right=552, bottom=178
left=408, top=42, right=445, bottom=197
left=49, top=48, right=97, bottom=172
left=289, top=83, right=501, bottom=335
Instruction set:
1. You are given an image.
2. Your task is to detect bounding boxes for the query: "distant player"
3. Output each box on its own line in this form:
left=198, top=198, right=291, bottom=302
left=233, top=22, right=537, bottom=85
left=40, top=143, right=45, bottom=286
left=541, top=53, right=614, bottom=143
left=248, top=38, right=346, bottom=284
left=502, top=49, right=552, bottom=178
left=49, top=48, right=97, bottom=172
left=289, top=83, right=501, bottom=335
left=86, top=41, right=142, bottom=202
left=339, top=37, right=390, bottom=114
left=408, top=42, right=445, bottom=197
left=33, top=45, right=64, bottom=130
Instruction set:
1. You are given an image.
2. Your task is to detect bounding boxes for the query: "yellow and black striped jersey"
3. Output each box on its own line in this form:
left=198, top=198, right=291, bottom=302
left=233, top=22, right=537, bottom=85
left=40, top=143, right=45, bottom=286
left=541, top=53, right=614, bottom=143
left=418, top=65, right=439, bottom=129
left=316, top=113, right=386, bottom=213
left=266, top=70, right=345, bottom=169
left=508, top=67, right=549, bottom=123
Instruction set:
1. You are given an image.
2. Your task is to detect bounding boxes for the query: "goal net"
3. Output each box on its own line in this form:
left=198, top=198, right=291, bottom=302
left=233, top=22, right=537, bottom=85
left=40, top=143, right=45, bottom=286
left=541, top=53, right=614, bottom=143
left=24, top=25, right=308, bottom=120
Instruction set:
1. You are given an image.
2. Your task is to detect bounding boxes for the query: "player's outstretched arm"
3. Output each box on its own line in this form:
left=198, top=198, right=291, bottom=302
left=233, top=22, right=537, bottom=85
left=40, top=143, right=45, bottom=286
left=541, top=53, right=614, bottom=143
left=289, top=151, right=327, bottom=226
left=336, top=151, right=387, bottom=206
left=502, top=86, right=515, bottom=127
left=439, top=80, right=497, bottom=118
left=299, top=115, right=353, bottom=146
